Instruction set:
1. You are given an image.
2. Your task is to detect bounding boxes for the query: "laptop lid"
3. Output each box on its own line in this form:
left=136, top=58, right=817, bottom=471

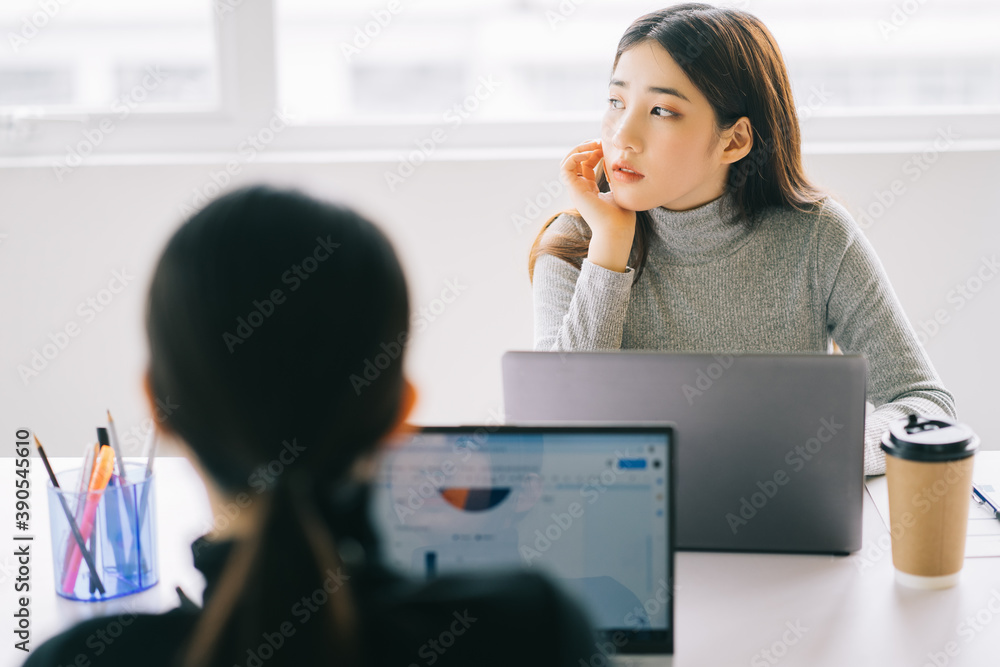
left=502, top=351, right=867, bottom=554
left=370, top=425, right=675, bottom=656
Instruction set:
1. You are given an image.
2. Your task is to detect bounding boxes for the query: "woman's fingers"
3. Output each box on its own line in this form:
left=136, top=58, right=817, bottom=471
left=580, top=146, right=603, bottom=182
left=568, top=139, right=601, bottom=153
left=561, top=144, right=603, bottom=186
left=561, top=140, right=602, bottom=172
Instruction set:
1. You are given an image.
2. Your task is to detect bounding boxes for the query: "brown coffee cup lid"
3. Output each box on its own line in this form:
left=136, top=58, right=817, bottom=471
left=880, top=413, right=978, bottom=462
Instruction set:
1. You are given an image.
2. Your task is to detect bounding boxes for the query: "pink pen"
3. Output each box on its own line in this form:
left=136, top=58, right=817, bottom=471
left=61, top=445, right=114, bottom=594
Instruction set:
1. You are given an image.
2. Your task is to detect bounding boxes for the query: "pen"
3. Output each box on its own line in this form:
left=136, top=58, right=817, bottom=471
left=972, top=484, right=1000, bottom=520
left=64, top=443, right=99, bottom=585
left=103, top=473, right=130, bottom=579
left=106, top=412, right=141, bottom=545
left=128, top=429, right=158, bottom=576
left=33, top=435, right=105, bottom=595
left=87, top=519, right=97, bottom=594
left=62, top=444, right=115, bottom=595
left=100, top=423, right=134, bottom=575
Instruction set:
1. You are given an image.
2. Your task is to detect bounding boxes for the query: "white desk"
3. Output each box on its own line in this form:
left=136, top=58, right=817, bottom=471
left=3, top=455, right=1000, bottom=667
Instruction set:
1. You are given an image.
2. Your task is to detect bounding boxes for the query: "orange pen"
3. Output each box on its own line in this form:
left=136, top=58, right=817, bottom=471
left=61, top=444, right=115, bottom=595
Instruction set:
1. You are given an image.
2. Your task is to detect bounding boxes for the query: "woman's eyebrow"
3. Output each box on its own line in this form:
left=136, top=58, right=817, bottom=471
left=609, top=78, right=691, bottom=102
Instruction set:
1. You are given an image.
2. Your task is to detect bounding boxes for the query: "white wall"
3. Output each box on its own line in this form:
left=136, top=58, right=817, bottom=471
left=2, top=148, right=998, bottom=457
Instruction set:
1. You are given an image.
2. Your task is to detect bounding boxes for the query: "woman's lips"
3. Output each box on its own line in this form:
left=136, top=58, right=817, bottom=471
left=611, top=161, right=645, bottom=184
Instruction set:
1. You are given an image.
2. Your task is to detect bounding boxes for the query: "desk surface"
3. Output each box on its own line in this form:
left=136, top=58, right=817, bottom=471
left=3, top=455, right=1000, bottom=667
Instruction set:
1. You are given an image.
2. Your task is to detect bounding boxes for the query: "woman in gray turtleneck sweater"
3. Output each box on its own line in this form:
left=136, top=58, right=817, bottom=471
left=527, top=5, right=955, bottom=476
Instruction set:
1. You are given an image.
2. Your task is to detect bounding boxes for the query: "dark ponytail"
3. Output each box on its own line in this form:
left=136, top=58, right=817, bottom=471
left=146, top=185, right=410, bottom=665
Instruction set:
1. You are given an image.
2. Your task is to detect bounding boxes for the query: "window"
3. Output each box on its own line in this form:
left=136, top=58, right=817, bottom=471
left=0, top=0, right=218, bottom=112
left=275, top=0, right=1000, bottom=124
left=0, top=0, right=997, bottom=158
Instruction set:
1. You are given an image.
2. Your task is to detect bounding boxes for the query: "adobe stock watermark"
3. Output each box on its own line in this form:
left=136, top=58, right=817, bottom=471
left=391, top=408, right=504, bottom=524
left=878, top=0, right=929, bottom=40
left=911, top=254, right=1000, bottom=348
left=520, top=447, right=643, bottom=564
left=797, top=83, right=833, bottom=122
left=726, top=83, right=831, bottom=194
left=680, top=355, right=734, bottom=406
left=17, top=268, right=135, bottom=385
left=580, top=577, right=680, bottom=666
left=546, top=0, right=587, bottom=30
left=53, top=66, right=168, bottom=182
left=851, top=458, right=974, bottom=574
left=222, top=235, right=341, bottom=353
left=350, top=277, right=468, bottom=395
left=409, top=610, right=477, bottom=666
left=118, top=397, right=180, bottom=455
left=511, top=179, right=565, bottom=235
left=214, top=0, right=246, bottom=19
left=26, top=599, right=141, bottom=663
left=340, top=0, right=403, bottom=61
left=855, top=127, right=959, bottom=232
left=725, top=416, right=843, bottom=534
left=7, top=0, right=73, bottom=53
left=750, top=620, right=809, bottom=666
left=192, top=438, right=307, bottom=547
left=384, top=76, right=501, bottom=192
left=178, top=108, right=297, bottom=217
left=917, top=589, right=1000, bottom=667
left=233, top=564, right=351, bottom=667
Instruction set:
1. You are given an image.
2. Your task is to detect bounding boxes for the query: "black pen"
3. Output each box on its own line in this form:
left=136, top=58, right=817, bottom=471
left=34, top=434, right=106, bottom=594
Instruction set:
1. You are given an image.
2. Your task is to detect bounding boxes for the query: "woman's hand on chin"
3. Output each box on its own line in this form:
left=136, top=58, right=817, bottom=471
left=560, top=140, right=637, bottom=273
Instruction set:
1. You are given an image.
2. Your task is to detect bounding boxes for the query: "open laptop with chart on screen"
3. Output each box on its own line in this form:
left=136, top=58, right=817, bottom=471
left=370, top=425, right=676, bottom=665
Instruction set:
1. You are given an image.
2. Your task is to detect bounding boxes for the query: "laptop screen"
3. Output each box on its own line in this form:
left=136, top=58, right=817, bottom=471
left=370, top=425, right=674, bottom=652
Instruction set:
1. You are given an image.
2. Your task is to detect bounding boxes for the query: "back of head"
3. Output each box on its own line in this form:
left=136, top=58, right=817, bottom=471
left=145, top=185, right=409, bottom=666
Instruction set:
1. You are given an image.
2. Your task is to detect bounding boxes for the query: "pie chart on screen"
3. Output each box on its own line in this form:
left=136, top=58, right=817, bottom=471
left=439, top=487, right=511, bottom=511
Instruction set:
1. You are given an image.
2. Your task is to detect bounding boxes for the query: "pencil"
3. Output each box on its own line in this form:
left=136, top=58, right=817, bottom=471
left=106, top=410, right=128, bottom=483
left=34, top=434, right=105, bottom=595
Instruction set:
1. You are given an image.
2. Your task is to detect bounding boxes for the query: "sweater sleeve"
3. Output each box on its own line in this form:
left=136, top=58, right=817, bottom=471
left=818, top=200, right=957, bottom=476
left=532, top=214, right=636, bottom=351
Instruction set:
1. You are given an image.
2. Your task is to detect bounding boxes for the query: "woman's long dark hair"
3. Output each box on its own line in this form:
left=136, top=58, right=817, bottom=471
left=146, top=185, right=410, bottom=666
left=528, top=2, right=826, bottom=284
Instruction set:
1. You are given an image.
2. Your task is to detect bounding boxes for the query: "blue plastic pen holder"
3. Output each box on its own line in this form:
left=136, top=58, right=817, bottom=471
left=47, top=462, right=158, bottom=601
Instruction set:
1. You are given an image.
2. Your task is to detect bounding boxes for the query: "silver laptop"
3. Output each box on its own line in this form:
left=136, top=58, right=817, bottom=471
left=370, top=425, right=675, bottom=664
left=502, top=351, right=867, bottom=554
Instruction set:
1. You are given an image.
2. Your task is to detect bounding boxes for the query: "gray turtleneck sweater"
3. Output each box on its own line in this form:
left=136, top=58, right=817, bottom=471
left=530, top=193, right=956, bottom=476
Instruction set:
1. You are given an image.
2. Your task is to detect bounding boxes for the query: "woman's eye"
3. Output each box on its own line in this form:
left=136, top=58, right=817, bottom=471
left=607, top=97, right=623, bottom=109
left=652, top=106, right=677, bottom=117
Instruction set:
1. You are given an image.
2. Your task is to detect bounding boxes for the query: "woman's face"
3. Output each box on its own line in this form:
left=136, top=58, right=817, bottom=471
left=600, top=40, right=734, bottom=212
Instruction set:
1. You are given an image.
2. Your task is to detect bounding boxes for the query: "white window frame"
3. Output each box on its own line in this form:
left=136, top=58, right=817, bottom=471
left=1, top=0, right=999, bottom=167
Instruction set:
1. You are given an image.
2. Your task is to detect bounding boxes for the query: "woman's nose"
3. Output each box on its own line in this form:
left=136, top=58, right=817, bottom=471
left=611, top=111, right=642, bottom=153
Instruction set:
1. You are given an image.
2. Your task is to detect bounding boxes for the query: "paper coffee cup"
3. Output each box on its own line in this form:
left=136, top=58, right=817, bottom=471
left=881, top=414, right=978, bottom=589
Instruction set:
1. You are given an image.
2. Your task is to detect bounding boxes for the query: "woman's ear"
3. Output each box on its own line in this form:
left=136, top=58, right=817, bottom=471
left=378, top=376, right=419, bottom=451
left=143, top=368, right=174, bottom=437
left=720, top=117, right=753, bottom=164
